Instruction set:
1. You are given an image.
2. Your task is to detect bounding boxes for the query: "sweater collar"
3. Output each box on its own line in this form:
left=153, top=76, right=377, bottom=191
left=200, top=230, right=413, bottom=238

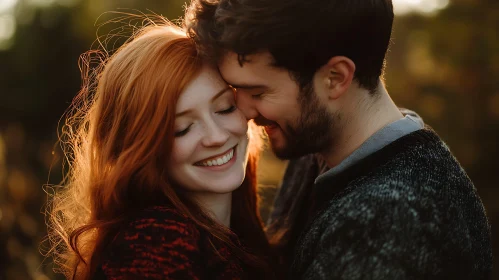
left=315, top=109, right=424, bottom=186
left=312, top=127, right=442, bottom=203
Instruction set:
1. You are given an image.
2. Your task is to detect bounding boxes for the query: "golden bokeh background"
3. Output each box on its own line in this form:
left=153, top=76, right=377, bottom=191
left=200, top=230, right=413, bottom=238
left=0, top=0, right=498, bottom=279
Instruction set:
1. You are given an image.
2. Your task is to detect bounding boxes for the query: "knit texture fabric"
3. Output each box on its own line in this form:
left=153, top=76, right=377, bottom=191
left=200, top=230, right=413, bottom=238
left=271, top=128, right=492, bottom=280
left=94, top=206, right=245, bottom=280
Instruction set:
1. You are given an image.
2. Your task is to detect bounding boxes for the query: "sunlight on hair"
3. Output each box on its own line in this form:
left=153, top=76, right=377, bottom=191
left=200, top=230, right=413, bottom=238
left=393, top=0, right=450, bottom=15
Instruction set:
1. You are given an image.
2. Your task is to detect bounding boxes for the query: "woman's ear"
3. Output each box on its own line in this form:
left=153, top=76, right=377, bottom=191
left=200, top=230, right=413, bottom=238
left=319, top=56, right=356, bottom=100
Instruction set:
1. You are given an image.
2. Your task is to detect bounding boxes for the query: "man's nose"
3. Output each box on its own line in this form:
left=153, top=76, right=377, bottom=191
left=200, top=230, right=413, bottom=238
left=235, top=92, right=258, bottom=120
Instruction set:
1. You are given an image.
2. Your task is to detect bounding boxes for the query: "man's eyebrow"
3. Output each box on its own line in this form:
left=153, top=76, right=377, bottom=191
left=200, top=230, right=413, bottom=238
left=229, top=84, right=266, bottom=90
left=175, top=87, right=231, bottom=117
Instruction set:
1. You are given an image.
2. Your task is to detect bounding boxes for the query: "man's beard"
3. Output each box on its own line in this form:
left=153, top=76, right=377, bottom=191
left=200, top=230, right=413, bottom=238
left=273, top=84, right=339, bottom=160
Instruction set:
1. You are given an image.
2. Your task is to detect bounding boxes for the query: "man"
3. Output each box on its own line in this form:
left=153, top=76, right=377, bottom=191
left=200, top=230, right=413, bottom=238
left=185, top=0, right=492, bottom=279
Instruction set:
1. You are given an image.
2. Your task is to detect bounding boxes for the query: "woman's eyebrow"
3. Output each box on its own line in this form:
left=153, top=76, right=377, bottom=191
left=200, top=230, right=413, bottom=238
left=210, top=86, right=231, bottom=101
left=175, top=87, right=232, bottom=117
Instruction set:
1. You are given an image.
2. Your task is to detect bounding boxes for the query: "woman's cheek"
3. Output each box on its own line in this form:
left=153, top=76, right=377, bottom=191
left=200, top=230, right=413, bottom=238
left=169, top=142, right=184, bottom=165
left=171, top=135, right=196, bottom=164
left=234, top=110, right=249, bottom=135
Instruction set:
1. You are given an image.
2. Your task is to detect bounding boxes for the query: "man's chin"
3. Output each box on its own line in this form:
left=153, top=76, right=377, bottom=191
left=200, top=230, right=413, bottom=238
left=270, top=141, right=305, bottom=160
left=266, top=128, right=297, bottom=159
left=265, top=124, right=318, bottom=159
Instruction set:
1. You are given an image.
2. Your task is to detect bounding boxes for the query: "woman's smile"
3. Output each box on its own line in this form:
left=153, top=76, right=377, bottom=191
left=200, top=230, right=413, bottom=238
left=194, top=145, right=238, bottom=171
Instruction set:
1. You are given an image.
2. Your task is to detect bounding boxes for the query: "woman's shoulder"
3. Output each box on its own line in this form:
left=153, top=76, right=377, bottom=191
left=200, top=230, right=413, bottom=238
left=128, top=205, right=196, bottom=225
left=100, top=205, right=204, bottom=279
left=118, top=205, right=201, bottom=243
left=130, top=204, right=192, bottom=220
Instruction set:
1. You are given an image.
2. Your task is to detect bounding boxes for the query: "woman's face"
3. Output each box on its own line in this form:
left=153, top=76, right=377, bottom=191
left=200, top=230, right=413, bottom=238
left=168, top=65, right=249, bottom=196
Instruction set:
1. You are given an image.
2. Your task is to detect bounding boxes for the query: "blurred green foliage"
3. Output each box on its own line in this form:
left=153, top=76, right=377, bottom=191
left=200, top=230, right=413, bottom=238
left=0, top=0, right=497, bottom=279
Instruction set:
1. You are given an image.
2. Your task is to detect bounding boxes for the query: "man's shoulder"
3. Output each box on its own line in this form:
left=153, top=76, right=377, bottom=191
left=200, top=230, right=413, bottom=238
left=317, top=165, right=477, bottom=224
left=309, top=147, right=487, bottom=237
left=295, top=177, right=492, bottom=279
left=289, top=128, right=492, bottom=279
left=315, top=181, right=443, bottom=227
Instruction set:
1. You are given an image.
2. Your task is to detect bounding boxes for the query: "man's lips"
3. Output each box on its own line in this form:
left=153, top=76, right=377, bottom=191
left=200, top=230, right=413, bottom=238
left=263, top=124, right=280, bottom=137
left=253, top=116, right=280, bottom=136
left=263, top=123, right=279, bottom=129
left=253, top=116, right=278, bottom=128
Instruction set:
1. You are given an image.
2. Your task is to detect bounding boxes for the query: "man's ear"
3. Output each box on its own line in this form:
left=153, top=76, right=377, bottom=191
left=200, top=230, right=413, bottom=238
left=318, top=56, right=356, bottom=100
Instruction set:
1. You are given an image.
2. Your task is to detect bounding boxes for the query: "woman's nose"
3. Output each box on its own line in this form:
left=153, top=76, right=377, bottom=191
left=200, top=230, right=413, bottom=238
left=201, top=119, right=230, bottom=147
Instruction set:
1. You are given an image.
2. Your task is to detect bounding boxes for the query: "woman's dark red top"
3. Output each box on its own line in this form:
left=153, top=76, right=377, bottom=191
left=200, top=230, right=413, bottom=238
left=94, top=206, right=248, bottom=280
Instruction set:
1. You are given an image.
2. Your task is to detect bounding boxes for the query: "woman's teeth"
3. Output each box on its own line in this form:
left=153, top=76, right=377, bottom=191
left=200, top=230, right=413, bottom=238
left=200, top=149, right=234, bottom=166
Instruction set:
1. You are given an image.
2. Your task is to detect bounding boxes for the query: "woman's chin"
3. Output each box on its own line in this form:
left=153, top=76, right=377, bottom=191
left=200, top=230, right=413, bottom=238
left=209, top=173, right=246, bottom=194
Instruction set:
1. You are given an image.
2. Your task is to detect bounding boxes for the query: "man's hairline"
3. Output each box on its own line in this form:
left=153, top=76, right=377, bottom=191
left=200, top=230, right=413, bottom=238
left=214, top=49, right=296, bottom=87
left=216, top=49, right=380, bottom=93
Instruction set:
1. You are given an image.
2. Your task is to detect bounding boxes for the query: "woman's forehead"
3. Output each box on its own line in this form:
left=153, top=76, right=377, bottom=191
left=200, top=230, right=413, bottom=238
left=176, top=66, right=229, bottom=112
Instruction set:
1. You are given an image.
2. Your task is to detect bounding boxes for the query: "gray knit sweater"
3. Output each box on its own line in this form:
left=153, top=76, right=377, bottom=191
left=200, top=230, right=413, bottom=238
left=268, top=128, right=492, bottom=280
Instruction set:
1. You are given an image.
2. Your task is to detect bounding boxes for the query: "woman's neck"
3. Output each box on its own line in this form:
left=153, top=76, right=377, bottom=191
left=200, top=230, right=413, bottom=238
left=191, top=192, right=233, bottom=227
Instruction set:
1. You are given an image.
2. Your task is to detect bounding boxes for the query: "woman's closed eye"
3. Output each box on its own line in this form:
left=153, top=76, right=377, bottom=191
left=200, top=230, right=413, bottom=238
left=174, top=104, right=236, bottom=137
left=217, top=105, right=236, bottom=115
left=175, top=124, right=192, bottom=137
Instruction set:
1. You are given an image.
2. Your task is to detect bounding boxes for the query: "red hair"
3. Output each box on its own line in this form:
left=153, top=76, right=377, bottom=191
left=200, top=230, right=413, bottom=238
left=46, top=18, right=270, bottom=279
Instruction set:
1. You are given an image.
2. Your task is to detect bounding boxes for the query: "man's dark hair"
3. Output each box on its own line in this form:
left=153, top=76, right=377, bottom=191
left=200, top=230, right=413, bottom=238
left=185, top=0, right=394, bottom=93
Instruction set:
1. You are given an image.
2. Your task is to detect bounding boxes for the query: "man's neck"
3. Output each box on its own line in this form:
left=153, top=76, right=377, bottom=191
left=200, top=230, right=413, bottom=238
left=191, top=192, right=232, bottom=227
left=321, top=84, right=403, bottom=167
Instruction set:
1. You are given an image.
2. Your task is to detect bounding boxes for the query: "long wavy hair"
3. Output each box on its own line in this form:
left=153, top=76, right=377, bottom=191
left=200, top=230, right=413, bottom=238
left=46, top=18, right=270, bottom=280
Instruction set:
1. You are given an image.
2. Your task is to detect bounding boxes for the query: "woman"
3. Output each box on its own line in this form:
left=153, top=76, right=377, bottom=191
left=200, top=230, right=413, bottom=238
left=46, top=20, right=271, bottom=280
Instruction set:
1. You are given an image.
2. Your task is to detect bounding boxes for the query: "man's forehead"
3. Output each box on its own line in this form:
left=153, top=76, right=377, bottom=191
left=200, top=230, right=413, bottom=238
left=220, top=51, right=274, bottom=68
left=218, top=51, right=276, bottom=85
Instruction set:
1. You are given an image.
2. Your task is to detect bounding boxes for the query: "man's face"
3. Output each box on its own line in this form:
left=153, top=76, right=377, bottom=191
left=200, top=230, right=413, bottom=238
left=219, top=52, right=338, bottom=159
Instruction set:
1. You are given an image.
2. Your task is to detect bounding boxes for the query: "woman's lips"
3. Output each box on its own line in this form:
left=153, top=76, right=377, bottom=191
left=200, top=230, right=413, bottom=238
left=194, top=145, right=237, bottom=167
